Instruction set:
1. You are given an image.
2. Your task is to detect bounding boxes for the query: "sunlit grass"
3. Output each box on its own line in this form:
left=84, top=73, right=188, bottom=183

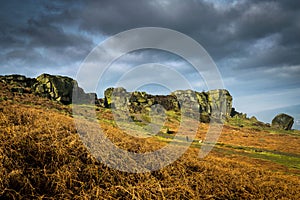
left=0, top=82, right=300, bottom=199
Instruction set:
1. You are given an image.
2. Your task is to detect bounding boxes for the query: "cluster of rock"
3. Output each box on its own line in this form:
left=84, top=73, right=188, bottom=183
left=0, top=74, right=233, bottom=122
left=0, top=74, right=36, bottom=94
left=102, top=87, right=233, bottom=122
left=0, top=74, right=97, bottom=104
left=0, top=73, right=295, bottom=129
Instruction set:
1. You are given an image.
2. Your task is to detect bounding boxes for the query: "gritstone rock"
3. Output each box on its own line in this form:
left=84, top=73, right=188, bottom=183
left=271, top=113, right=294, bottom=130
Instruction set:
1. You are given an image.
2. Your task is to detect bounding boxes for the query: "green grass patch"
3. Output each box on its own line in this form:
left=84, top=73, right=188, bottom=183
left=248, top=151, right=300, bottom=170
left=214, top=143, right=300, bottom=170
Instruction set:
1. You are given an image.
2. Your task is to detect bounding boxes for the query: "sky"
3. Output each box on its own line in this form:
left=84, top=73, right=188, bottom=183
left=0, top=0, right=300, bottom=129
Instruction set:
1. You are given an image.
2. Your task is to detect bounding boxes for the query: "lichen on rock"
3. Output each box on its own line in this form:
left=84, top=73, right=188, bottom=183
left=103, top=87, right=233, bottom=122
left=271, top=113, right=294, bottom=130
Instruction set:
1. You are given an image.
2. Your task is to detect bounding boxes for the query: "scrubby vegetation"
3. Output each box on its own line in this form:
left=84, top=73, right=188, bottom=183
left=0, top=81, right=300, bottom=199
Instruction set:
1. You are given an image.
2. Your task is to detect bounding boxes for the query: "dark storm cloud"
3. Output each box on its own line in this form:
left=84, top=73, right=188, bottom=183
left=0, top=0, right=93, bottom=74
left=20, top=19, right=84, bottom=48
left=73, top=0, right=300, bottom=68
left=0, top=0, right=300, bottom=67
left=0, top=0, right=299, bottom=79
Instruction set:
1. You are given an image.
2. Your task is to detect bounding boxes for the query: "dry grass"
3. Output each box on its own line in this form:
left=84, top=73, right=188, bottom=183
left=219, top=125, right=300, bottom=154
left=1, top=82, right=300, bottom=199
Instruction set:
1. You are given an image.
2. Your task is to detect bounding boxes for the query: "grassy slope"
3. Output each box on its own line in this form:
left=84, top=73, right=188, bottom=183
left=0, top=82, right=300, bottom=199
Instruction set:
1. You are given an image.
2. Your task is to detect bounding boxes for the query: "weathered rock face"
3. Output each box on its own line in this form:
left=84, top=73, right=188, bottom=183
left=32, top=74, right=97, bottom=105
left=271, top=113, right=294, bottom=130
left=207, top=89, right=233, bottom=119
left=32, top=74, right=97, bottom=104
left=0, top=74, right=232, bottom=118
left=103, top=87, right=233, bottom=122
left=1, top=74, right=97, bottom=105
left=0, top=74, right=37, bottom=93
left=32, top=74, right=74, bottom=104
left=104, top=87, right=180, bottom=113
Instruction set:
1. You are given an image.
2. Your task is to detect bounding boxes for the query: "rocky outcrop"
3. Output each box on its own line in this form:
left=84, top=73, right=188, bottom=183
left=207, top=89, right=233, bottom=119
left=103, top=87, right=233, bottom=122
left=0, top=74, right=232, bottom=122
left=271, top=113, right=294, bottom=130
left=104, top=87, right=180, bottom=113
left=230, top=108, right=247, bottom=119
left=0, top=74, right=37, bottom=94
left=0, top=74, right=97, bottom=105
left=2, top=74, right=297, bottom=129
left=33, top=74, right=74, bottom=104
left=32, top=74, right=97, bottom=104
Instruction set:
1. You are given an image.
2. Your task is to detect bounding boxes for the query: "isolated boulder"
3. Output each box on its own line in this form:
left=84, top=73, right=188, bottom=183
left=271, top=113, right=294, bottom=130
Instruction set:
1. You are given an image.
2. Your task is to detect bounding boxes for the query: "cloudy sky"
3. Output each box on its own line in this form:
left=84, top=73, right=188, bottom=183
left=1, top=0, right=300, bottom=128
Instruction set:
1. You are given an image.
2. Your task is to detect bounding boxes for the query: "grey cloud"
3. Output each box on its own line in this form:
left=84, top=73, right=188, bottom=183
left=22, top=19, right=78, bottom=48
left=0, top=0, right=94, bottom=76
left=67, top=0, right=300, bottom=69
left=2, top=0, right=300, bottom=73
left=1, top=0, right=300, bottom=83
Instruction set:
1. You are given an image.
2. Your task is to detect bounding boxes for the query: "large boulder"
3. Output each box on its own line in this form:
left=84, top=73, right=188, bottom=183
left=33, top=74, right=75, bottom=104
left=271, top=113, right=294, bottom=130
left=33, top=74, right=96, bottom=104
